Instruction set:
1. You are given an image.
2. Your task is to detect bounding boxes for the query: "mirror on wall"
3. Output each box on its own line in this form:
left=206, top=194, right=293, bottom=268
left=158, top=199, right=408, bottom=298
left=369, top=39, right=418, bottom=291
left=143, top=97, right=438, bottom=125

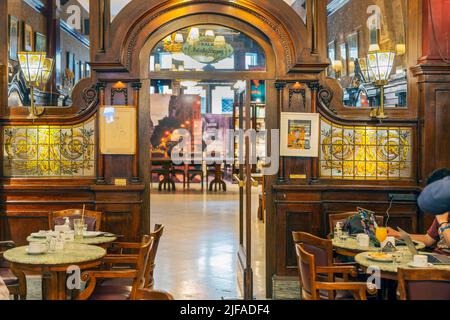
left=327, top=0, right=407, bottom=108
left=7, top=0, right=90, bottom=108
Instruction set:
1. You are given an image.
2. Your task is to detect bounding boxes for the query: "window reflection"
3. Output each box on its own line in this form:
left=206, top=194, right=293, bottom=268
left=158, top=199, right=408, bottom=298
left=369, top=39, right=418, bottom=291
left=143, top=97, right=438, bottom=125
left=150, top=25, right=266, bottom=72
left=327, top=0, right=407, bottom=108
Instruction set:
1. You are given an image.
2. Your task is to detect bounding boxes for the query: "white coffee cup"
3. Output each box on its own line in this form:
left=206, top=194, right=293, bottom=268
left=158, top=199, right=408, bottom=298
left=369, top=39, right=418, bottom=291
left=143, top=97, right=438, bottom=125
left=357, top=234, right=370, bottom=247
left=413, top=254, right=428, bottom=267
left=28, top=242, right=46, bottom=254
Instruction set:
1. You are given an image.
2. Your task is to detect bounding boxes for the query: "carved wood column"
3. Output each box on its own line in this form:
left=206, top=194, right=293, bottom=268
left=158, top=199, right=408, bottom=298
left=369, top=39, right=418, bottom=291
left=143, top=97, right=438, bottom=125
left=275, top=81, right=288, bottom=183
left=96, top=82, right=106, bottom=184
left=311, top=0, right=319, bottom=54
left=308, top=81, right=320, bottom=183
left=131, top=82, right=142, bottom=183
left=98, top=0, right=106, bottom=52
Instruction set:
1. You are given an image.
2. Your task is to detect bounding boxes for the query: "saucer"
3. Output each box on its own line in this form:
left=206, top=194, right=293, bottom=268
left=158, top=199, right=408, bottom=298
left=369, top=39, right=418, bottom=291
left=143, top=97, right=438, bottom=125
left=26, top=247, right=46, bottom=255
left=407, top=261, right=433, bottom=268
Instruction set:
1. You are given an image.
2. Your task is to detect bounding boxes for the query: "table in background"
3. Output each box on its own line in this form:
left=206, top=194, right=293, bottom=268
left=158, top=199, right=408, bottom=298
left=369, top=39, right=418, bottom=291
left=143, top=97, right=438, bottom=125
left=150, top=157, right=175, bottom=191
left=4, top=243, right=106, bottom=300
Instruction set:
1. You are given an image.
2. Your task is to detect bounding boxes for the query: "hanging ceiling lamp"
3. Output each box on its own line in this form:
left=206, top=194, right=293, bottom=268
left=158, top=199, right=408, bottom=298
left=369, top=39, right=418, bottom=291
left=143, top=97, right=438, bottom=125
left=182, top=29, right=234, bottom=64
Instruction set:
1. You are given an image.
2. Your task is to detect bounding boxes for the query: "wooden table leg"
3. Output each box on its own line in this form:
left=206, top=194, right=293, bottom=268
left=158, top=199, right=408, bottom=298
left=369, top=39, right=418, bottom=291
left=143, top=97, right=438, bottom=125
left=56, top=271, right=67, bottom=300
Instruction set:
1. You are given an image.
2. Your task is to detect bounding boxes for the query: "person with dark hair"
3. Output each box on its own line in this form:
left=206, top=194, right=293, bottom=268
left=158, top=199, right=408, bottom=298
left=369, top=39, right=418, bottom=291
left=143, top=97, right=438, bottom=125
left=388, top=168, right=450, bottom=255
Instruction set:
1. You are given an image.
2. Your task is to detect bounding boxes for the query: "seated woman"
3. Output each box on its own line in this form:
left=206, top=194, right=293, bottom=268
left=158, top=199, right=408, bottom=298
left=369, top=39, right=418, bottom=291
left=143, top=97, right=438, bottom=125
left=0, top=277, right=9, bottom=300
left=388, top=168, right=450, bottom=255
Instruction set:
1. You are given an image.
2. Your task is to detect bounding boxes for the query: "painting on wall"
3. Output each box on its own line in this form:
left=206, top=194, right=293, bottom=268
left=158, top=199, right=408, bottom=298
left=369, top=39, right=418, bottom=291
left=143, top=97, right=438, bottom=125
left=23, top=23, right=33, bottom=51
left=35, top=32, right=47, bottom=52
left=280, top=112, right=319, bottom=157
left=9, top=15, right=19, bottom=60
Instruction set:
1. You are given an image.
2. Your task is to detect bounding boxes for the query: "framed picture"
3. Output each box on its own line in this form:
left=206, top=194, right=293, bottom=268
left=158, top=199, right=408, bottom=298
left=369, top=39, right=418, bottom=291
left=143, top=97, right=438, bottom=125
left=8, top=15, right=19, bottom=60
left=99, top=106, right=137, bottom=155
left=35, top=32, right=47, bottom=52
left=23, top=23, right=33, bottom=51
left=280, top=112, right=320, bottom=157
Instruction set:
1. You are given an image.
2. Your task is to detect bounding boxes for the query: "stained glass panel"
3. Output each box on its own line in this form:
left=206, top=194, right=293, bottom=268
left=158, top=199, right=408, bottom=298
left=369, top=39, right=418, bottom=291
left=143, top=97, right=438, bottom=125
left=3, top=117, right=96, bottom=177
left=320, top=118, right=413, bottom=180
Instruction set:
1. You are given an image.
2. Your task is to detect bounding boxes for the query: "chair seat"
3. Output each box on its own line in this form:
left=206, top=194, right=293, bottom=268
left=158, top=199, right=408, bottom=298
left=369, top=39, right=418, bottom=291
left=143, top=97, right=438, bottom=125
left=89, top=285, right=132, bottom=300
left=0, top=268, right=19, bottom=286
left=99, top=277, right=133, bottom=287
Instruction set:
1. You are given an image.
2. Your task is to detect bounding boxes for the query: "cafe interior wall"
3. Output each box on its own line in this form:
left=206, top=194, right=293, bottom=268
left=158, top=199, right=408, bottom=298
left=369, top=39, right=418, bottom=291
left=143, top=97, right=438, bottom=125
left=0, top=0, right=449, bottom=298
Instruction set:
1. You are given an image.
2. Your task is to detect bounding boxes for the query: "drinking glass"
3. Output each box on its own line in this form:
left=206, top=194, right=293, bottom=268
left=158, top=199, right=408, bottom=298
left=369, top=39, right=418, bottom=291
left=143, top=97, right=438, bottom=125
left=376, top=227, right=388, bottom=252
left=73, top=219, right=84, bottom=240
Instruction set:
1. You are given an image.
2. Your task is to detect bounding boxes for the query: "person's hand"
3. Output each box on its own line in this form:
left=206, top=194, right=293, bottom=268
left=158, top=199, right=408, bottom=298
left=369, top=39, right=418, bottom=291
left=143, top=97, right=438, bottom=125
left=436, top=212, right=449, bottom=225
left=387, top=227, right=400, bottom=238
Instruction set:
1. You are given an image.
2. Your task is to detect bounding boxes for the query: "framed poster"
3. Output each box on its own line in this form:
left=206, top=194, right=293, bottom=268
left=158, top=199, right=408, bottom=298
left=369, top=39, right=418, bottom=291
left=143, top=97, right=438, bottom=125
left=23, top=23, right=33, bottom=51
left=35, top=32, right=47, bottom=52
left=280, top=112, right=319, bottom=157
left=9, top=15, right=19, bottom=60
left=99, top=105, right=137, bottom=155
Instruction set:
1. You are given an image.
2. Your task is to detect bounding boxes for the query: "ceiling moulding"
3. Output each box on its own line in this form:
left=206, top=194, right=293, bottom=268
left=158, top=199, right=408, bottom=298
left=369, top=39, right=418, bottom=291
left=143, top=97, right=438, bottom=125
left=327, top=0, right=350, bottom=16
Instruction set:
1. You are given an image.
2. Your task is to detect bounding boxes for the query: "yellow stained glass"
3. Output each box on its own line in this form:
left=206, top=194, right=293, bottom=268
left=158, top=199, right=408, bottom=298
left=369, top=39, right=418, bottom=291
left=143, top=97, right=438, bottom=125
left=320, top=118, right=413, bottom=180
left=3, top=117, right=96, bottom=177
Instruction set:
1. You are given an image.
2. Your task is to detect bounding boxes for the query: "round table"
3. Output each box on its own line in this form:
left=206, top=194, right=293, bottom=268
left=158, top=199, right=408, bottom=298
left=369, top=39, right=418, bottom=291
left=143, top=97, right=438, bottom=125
left=3, top=243, right=106, bottom=300
left=27, top=234, right=117, bottom=247
left=355, top=250, right=450, bottom=280
left=332, top=237, right=426, bottom=257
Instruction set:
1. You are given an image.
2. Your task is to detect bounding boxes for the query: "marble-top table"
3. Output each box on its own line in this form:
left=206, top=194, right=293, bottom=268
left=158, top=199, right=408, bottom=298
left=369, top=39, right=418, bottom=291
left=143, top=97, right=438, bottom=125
left=27, top=234, right=117, bottom=246
left=332, top=236, right=426, bottom=257
left=355, top=250, right=450, bottom=280
left=4, top=243, right=106, bottom=300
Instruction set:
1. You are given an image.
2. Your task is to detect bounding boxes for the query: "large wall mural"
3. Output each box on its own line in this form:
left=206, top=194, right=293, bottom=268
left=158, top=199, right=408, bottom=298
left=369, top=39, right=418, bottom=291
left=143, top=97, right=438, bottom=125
left=320, top=117, right=413, bottom=180
left=3, top=117, right=96, bottom=177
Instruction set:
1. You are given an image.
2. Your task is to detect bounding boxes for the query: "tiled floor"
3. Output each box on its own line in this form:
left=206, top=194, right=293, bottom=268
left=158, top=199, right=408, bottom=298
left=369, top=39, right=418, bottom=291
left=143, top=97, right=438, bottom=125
left=151, top=183, right=266, bottom=300
left=23, top=183, right=266, bottom=300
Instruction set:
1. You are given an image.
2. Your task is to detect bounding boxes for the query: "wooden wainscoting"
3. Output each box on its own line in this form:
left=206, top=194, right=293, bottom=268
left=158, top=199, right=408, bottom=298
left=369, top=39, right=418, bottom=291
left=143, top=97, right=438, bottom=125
left=0, top=179, right=144, bottom=245
left=273, top=183, right=421, bottom=277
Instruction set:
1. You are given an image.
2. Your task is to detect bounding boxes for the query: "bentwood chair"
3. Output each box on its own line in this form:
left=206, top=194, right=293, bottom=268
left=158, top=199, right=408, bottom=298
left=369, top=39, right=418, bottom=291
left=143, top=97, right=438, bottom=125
left=0, top=241, right=27, bottom=300
left=49, top=209, right=103, bottom=231
left=133, top=288, right=174, bottom=300
left=397, top=268, right=450, bottom=300
left=103, top=224, right=164, bottom=289
left=76, top=235, right=153, bottom=300
left=292, top=232, right=360, bottom=300
left=295, top=243, right=374, bottom=300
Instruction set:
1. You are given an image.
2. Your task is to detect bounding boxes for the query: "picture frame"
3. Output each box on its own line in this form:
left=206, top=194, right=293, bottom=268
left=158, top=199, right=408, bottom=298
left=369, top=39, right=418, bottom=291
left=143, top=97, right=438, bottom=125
left=23, top=23, right=33, bottom=51
left=35, top=32, right=47, bottom=52
left=99, top=105, right=137, bottom=155
left=280, top=112, right=320, bottom=157
left=8, top=15, right=19, bottom=60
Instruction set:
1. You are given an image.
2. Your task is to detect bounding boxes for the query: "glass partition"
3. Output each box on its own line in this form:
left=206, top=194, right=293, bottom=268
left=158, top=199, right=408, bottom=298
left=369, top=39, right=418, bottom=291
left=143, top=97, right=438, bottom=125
left=327, top=0, right=408, bottom=108
left=7, top=0, right=90, bottom=108
left=150, top=25, right=266, bottom=72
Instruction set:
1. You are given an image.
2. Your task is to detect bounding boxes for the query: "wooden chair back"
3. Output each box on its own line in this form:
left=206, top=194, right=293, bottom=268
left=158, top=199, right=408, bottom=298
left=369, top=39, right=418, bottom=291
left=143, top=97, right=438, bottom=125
left=134, top=288, right=174, bottom=300
left=49, top=209, right=103, bottom=231
left=295, top=243, right=318, bottom=300
left=130, top=235, right=154, bottom=299
left=292, top=232, right=334, bottom=267
left=144, top=224, right=164, bottom=289
left=397, top=268, right=450, bottom=300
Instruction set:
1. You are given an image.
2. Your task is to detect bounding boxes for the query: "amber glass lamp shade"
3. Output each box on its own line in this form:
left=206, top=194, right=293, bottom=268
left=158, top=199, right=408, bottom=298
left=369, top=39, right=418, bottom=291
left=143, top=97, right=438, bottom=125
left=18, top=52, right=46, bottom=85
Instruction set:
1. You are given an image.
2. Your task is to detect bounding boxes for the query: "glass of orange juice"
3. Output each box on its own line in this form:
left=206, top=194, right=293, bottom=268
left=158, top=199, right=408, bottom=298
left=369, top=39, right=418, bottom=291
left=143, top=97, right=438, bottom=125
left=375, top=227, right=388, bottom=252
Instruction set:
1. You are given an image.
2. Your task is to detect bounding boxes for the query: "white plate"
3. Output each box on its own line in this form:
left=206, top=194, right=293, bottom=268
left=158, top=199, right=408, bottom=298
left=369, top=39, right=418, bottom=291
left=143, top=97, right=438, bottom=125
left=367, top=253, right=394, bottom=262
left=82, top=231, right=103, bottom=238
left=26, top=248, right=46, bottom=255
left=407, top=262, right=434, bottom=268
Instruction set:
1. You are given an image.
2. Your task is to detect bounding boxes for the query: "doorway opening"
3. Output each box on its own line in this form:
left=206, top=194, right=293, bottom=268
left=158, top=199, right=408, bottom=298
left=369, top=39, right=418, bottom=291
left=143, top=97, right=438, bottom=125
left=143, top=24, right=273, bottom=299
